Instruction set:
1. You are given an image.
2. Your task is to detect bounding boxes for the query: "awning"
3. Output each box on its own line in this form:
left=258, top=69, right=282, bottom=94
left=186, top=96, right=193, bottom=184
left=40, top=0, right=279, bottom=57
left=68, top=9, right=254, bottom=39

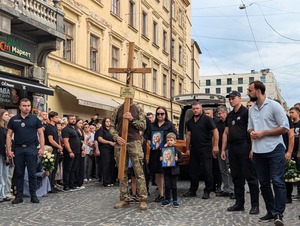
left=54, top=84, right=123, bottom=111
left=0, top=73, right=54, bottom=95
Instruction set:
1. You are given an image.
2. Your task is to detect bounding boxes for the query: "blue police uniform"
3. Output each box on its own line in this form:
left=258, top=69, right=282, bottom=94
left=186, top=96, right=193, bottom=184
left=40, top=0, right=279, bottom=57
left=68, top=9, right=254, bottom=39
left=7, top=114, right=43, bottom=198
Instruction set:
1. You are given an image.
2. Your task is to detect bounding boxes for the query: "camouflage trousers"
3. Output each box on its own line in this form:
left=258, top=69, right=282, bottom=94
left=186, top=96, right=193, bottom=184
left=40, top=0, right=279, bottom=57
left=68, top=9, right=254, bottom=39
left=114, top=140, right=147, bottom=201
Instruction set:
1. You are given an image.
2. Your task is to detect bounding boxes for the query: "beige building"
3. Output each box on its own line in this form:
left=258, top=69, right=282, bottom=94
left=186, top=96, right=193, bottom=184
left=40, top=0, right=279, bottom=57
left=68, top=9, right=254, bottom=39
left=47, top=0, right=199, bottom=123
left=199, top=69, right=288, bottom=110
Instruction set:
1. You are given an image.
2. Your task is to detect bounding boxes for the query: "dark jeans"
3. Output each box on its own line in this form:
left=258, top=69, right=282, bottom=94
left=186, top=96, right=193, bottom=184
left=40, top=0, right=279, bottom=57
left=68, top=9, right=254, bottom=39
left=164, top=174, right=178, bottom=201
left=228, top=142, right=259, bottom=207
left=14, top=146, right=38, bottom=197
left=50, top=153, right=60, bottom=189
left=97, top=155, right=103, bottom=181
left=189, top=149, right=213, bottom=193
left=75, top=155, right=84, bottom=187
left=101, top=149, right=115, bottom=185
left=212, top=157, right=222, bottom=190
left=253, top=144, right=286, bottom=216
left=63, top=152, right=79, bottom=189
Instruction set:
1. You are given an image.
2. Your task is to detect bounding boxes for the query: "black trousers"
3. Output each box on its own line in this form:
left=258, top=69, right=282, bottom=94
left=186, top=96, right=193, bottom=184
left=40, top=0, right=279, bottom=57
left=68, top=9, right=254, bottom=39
left=164, top=174, right=178, bottom=201
left=189, top=149, right=213, bottom=193
left=50, top=153, right=60, bottom=189
left=228, top=142, right=259, bottom=207
left=63, top=152, right=79, bottom=189
left=101, top=149, right=115, bottom=185
left=212, top=157, right=222, bottom=190
left=75, top=154, right=85, bottom=187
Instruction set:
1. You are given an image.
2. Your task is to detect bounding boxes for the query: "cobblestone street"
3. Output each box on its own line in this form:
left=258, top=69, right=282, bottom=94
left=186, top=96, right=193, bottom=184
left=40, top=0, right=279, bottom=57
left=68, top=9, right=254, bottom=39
left=1, top=180, right=299, bottom=226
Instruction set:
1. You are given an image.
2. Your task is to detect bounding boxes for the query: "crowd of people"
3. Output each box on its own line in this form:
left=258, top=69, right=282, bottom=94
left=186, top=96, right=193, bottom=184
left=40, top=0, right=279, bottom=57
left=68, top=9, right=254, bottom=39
left=0, top=81, right=300, bottom=226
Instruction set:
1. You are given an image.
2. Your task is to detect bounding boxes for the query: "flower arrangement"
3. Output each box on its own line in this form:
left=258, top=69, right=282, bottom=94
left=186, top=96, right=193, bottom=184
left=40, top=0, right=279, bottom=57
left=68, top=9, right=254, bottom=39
left=41, top=151, right=55, bottom=172
left=285, top=160, right=300, bottom=183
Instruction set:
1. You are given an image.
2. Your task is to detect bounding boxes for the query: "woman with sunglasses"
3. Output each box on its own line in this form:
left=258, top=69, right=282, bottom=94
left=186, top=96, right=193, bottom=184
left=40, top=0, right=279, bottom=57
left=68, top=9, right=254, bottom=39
left=148, top=106, right=177, bottom=202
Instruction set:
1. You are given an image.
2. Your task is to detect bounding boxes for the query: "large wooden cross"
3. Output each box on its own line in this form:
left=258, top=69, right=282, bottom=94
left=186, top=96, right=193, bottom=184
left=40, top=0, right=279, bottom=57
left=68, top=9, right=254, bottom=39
left=108, top=42, right=151, bottom=180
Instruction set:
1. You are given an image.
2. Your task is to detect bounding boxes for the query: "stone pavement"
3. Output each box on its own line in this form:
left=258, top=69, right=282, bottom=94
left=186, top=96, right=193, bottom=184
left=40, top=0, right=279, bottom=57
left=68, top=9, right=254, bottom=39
left=1, top=180, right=299, bottom=226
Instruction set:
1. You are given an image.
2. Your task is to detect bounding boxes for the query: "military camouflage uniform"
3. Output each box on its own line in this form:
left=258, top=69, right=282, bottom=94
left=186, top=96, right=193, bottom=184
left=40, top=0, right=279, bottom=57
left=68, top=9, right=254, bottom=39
left=110, top=103, right=148, bottom=201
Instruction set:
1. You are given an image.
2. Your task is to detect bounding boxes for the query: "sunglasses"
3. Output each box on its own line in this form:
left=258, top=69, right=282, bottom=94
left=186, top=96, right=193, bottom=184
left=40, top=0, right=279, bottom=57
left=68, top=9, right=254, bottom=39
left=246, top=105, right=253, bottom=107
left=156, top=112, right=165, bottom=116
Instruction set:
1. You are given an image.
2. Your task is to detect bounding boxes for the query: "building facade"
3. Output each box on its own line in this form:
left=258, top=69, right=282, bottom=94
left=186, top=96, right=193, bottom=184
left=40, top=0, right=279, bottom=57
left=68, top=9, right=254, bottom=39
left=47, top=0, right=199, bottom=123
left=0, top=0, right=65, bottom=114
left=199, top=69, right=288, bottom=110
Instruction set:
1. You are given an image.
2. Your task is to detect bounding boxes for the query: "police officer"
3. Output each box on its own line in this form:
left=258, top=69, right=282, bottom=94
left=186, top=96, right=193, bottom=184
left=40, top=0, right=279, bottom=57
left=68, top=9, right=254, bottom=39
left=6, top=98, right=44, bottom=204
left=109, top=100, right=148, bottom=210
left=221, top=91, right=259, bottom=214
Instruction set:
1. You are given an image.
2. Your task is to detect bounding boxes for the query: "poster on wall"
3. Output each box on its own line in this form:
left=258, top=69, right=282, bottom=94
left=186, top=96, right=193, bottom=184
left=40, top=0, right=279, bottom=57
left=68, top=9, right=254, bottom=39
left=0, top=87, right=19, bottom=105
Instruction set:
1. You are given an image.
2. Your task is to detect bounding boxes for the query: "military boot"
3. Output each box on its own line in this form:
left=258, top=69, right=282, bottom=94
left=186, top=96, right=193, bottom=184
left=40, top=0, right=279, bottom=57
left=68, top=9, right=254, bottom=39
left=114, top=198, right=130, bottom=209
left=139, top=199, right=148, bottom=210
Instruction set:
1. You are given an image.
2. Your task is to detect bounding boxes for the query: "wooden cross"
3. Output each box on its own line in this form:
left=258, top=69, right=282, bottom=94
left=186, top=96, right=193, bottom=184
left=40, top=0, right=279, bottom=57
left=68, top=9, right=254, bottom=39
left=108, top=42, right=151, bottom=180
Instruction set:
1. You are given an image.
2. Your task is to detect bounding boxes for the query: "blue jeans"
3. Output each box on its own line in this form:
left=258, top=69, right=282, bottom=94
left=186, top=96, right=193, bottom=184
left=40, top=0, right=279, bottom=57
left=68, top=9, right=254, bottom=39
left=14, top=146, right=38, bottom=197
left=252, top=144, right=286, bottom=216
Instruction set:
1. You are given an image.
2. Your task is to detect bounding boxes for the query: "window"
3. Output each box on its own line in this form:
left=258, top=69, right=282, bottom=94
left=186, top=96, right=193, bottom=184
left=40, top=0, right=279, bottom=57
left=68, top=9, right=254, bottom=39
left=153, top=21, right=158, bottom=45
left=111, top=0, right=120, bottom=16
left=178, top=9, right=183, bottom=27
left=153, top=68, right=157, bottom=93
left=171, top=79, right=175, bottom=97
left=63, top=21, right=74, bottom=62
left=216, top=88, right=221, bottom=94
left=260, top=75, right=266, bottom=83
left=226, top=87, right=232, bottom=93
left=238, top=77, right=243, bottom=84
left=171, top=1, right=175, bottom=18
left=163, top=0, right=168, bottom=8
left=206, top=79, right=211, bottom=86
left=227, top=78, right=232, bottom=85
left=216, top=79, right=221, bottom=85
left=205, top=88, right=210, bottom=94
left=163, top=30, right=167, bottom=52
left=171, top=39, right=175, bottom=59
left=142, top=63, right=147, bottom=90
left=90, top=35, right=98, bottom=71
left=129, top=1, right=135, bottom=27
left=249, top=77, right=254, bottom=83
left=163, top=74, right=167, bottom=97
left=237, top=87, right=243, bottom=93
left=179, top=45, right=183, bottom=64
left=179, top=80, right=183, bottom=95
left=111, top=45, right=119, bottom=79
left=142, top=11, right=147, bottom=36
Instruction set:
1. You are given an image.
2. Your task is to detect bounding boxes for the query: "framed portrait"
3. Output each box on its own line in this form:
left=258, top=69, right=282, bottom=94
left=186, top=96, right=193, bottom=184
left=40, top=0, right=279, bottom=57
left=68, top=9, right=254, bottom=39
left=151, top=131, right=164, bottom=149
left=161, top=147, right=176, bottom=167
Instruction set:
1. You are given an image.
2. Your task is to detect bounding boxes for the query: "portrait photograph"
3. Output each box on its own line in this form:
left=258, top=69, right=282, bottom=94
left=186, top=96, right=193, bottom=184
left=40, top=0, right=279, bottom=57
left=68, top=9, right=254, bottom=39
left=151, top=131, right=164, bottom=149
left=161, top=147, right=176, bottom=167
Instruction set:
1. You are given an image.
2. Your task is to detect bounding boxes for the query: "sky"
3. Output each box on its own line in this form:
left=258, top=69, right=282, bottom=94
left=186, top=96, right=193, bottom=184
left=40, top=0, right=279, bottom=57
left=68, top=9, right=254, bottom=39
left=191, top=0, right=300, bottom=107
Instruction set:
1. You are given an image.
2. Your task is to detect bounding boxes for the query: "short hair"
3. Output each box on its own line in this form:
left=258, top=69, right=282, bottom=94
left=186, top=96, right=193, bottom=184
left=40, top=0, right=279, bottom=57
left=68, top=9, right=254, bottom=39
left=67, top=115, right=76, bottom=120
left=166, top=132, right=176, bottom=140
left=192, top=101, right=201, bottom=107
left=48, top=111, right=58, bottom=120
left=216, top=105, right=227, bottom=113
left=146, top=112, right=153, bottom=117
left=294, top=103, right=300, bottom=107
left=19, top=98, right=31, bottom=105
left=204, top=108, right=213, bottom=112
left=289, top=107, right=300, bottom=113
left=249, top=80, right=266, bottom=95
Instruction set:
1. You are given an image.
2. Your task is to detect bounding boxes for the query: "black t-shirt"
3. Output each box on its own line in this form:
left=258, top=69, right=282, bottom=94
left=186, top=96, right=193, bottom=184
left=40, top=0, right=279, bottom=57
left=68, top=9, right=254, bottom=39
left=186, top=114, right=216, bottom=150
left=216, top=119, right=226, bottom=149
left=44, top=124, right=59, bottom=154
left=226, top=105, right=250, bottom=144
left=293, top=121, right=300, bottom=153
left=62, top=125, right=81, bottom=154
left=283, top=115, right=293, bottom=150
left=96, top=127, right=114, bottom=151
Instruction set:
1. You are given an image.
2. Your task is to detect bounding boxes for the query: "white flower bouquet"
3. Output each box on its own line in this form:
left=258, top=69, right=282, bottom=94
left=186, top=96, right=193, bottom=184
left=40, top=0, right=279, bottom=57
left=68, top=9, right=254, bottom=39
left=41, top=151, right=55, bottom=172
left=285, top=160, right=300, bottom=183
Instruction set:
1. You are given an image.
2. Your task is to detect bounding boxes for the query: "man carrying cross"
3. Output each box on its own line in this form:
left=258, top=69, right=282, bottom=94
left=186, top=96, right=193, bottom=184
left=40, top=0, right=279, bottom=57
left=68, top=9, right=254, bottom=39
left=109, top=100, right=148, bottom=210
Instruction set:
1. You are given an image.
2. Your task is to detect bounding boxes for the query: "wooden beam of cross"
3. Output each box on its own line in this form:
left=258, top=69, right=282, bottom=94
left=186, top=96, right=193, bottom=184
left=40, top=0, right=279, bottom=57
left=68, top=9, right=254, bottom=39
left=108, top=42, right=151, bottom=180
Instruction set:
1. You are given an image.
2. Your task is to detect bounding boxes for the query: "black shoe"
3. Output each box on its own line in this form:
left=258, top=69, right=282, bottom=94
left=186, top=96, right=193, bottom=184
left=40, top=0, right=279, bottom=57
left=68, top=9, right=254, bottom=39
left=48, top=189, right=58, bottom=194
left=202, top=192, right=210, bottom=199
left=227, top=204, right=245, bottom=212
left=249, top=206, right=259, bottom=215
left=53, top=187, right=61, bottom=192
left=274, top=214, right=284, bottom=226
left=229, top=193, right=235, bottom=199
left=183, top=191, right=196, bottom=198
left=258, top=212, right=274, bottom=222
left=154, top=195, right=164, bottom=202
left=12, top=197, right=23, bottom=204
left=63, top=187, right=70, bottom=191
left=217, top=191, right=230, bottom=197
left=286, top=197, right=292, bottom=203
left=30, top=195, right=40, bottom=203
left=215, top=186, right=222, bottom=194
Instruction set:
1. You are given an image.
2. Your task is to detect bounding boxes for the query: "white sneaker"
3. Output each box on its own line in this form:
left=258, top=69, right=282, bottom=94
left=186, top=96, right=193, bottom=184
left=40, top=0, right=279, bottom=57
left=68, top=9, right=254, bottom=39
left=88, top=179, right=92, bottom=181
left=84, top=179, right=88, bottom=182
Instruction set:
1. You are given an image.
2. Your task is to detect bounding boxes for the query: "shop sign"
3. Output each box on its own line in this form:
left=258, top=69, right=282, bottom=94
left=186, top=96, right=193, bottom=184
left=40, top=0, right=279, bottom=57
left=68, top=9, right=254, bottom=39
left=0, top=34, right=35, bottom=62
left=0, top=86, right=19, bottom=105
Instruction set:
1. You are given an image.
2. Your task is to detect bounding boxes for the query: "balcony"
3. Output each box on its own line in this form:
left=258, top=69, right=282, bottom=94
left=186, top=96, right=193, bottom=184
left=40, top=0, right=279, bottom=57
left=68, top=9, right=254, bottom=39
left=0, top=0, right=65, bottom=42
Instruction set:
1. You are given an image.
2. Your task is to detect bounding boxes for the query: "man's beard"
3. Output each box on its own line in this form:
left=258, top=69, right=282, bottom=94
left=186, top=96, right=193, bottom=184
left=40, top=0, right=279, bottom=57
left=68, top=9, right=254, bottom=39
left=249, top=96, right=258, bottom=102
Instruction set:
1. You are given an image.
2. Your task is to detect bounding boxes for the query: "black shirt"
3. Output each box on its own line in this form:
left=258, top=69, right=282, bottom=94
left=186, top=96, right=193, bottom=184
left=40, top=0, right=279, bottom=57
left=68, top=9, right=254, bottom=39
left=96, top=127, right=114, bottom=151
left=62, top=124, right=81, bottom=154
left=282, top=115, right=293, bottom=151
left=226, top=105, right=250, bottom=144
left=293, top=121, right=300, bottom=153
left=186, top=113, right=216, bottom=150
left=7, top=114, right=42, bottom=146
left=216, top=119, right=226, bottom=149
left=44, top=124, right=59, bottom=154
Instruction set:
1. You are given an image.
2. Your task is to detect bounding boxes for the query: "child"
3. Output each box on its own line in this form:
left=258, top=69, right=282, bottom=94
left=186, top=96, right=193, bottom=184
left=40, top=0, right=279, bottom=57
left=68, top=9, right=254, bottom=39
left=160, top=132, right=182, bottom=208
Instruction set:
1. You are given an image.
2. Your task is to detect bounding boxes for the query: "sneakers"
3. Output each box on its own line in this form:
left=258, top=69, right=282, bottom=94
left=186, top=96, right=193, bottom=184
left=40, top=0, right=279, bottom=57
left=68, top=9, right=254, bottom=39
left=130, top=195, right=140, bottom=203
left=161, top=200, right=170, bottom=207
left=274, top=214, right=284, bottom=226
left=154, top=195, right=164, bottom=202
left=259, top=212, right=274, bottom=222
left=12, top=197, right=23, bottom=204
left=173, top=200, right=179, bottom=208
left=183, top=191, right=196, bottom=198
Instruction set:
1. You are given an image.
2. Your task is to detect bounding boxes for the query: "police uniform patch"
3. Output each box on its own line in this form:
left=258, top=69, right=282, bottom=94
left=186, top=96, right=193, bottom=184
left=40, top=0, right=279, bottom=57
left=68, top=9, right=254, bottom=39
left=21, top=122, right=25, bottom=127
left=232, top=120, right=235, bottom=125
